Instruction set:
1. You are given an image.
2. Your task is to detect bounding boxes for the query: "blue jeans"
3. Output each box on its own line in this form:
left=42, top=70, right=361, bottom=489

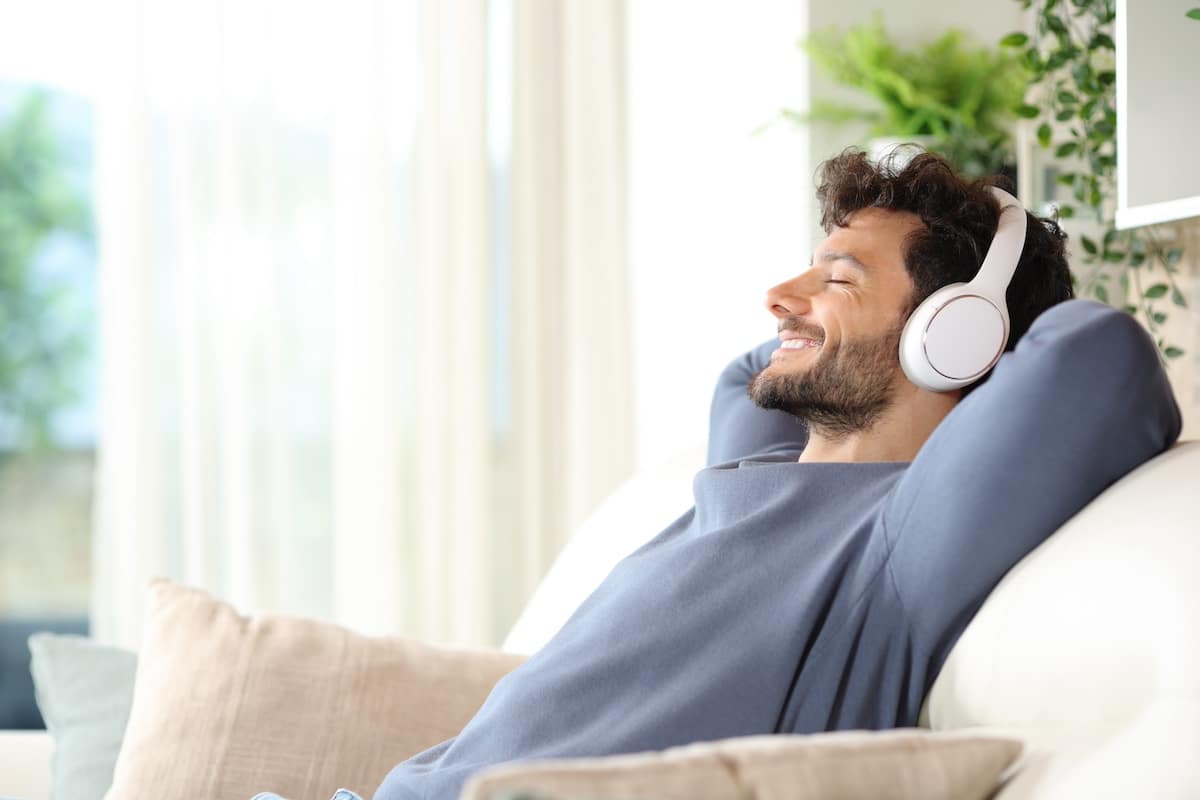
left=251, top=791, right=362, bottom=800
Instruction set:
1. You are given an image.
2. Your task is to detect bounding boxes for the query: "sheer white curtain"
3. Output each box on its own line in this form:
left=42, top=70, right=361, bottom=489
left=92, top=0, right=632, bottom=649
left=508, top=0, right=634, bottom=602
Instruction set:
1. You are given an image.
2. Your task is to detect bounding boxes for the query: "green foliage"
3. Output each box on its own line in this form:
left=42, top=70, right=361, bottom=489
left=1005, top=0, right=1187, bottom=361
left=0, top=90, right=93, bottom=448
left=789, top=15, right=1028, bottom=177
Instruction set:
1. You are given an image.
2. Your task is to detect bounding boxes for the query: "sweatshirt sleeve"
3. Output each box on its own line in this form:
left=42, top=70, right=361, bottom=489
left=706, top=339, right=809, bottom=465
left=883, top=299, right=1182, bottom=655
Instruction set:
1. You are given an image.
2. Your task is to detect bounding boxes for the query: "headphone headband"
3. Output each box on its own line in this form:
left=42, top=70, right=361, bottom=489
left=971, top=188, right=1027, bottom=298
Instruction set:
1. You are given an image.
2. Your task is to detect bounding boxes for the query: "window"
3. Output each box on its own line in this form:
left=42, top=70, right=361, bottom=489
left=0, top=1, right=100, bottom=727
left=0, top=82, right=96, bottom=728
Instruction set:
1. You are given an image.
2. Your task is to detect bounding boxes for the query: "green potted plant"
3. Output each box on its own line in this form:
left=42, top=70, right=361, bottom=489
left=1003, top=0, right=1188, bottom=360
left=783, top=14, right=1028, bottom=179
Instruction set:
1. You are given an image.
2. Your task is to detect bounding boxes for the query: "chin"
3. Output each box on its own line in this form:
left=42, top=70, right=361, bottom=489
left=761, top=363, right=806, bottom=384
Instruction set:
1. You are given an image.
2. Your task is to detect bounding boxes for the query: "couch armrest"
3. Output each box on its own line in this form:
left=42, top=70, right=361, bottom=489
left=0, top=729, right=52, bottom=800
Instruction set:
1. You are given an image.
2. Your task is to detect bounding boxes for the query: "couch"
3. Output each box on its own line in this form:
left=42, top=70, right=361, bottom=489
left=2, top=440, right=1196, bottom=799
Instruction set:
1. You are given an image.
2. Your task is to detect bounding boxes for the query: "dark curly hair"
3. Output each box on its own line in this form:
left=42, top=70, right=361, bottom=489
left=816, top=148, right=1074, bottom=392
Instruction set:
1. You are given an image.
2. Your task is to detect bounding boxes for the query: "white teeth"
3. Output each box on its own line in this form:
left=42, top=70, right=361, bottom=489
left=781, top=339, right=820, bottom=349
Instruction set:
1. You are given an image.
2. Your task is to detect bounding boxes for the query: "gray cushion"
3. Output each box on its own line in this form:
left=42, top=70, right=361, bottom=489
left=0, top=616, right=88, bottom=729
left=28, top=633, right=137, bottom=800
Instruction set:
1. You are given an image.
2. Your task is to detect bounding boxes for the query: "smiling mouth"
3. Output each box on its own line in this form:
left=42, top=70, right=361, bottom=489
left=779, top=338, right=821, bottom=350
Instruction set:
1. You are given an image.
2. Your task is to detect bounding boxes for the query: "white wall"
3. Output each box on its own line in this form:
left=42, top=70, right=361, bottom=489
left=1160, top=220, right=1200, bottom=440
left=627, top=0, right=810, bottom=471
left=627, top=1, right=1026, bottom=471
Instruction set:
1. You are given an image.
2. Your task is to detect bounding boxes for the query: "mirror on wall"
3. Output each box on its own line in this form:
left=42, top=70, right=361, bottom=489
left=1116, top=0, right=1200, bottom=229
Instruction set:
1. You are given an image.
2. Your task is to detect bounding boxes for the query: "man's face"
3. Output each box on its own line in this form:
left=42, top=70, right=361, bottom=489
left=749, top=208, right=923, bottom=436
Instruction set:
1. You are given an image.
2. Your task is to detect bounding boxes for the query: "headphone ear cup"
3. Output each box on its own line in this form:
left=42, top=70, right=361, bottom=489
left=900, top=284, right=1010, bottom=392
left=899, top=185, right=1024, bottom=393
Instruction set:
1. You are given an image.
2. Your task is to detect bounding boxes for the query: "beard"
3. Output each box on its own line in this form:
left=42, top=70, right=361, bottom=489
left=748, top=324, right=902, bottom=440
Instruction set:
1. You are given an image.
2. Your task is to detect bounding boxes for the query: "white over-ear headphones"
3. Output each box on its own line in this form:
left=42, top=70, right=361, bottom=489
left=898, top=186, right=1027, bottom=393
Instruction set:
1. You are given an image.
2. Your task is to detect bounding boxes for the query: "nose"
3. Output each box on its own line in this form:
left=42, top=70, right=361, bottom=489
left=764, top=272, right=816, bottom=319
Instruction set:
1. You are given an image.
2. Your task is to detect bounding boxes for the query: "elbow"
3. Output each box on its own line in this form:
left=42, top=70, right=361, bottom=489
left=1029, top=300, right=1182, bottom=445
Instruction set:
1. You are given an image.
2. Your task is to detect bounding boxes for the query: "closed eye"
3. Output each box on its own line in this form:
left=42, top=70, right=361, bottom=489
left=825, top=279, right=851, bottom=285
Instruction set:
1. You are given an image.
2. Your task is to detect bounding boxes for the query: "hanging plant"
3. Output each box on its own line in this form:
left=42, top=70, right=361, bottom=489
left=1002, top=0, right=1187, bottom=360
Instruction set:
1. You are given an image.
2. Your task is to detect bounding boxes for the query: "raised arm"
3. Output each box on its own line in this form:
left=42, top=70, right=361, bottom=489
left=884, top=299, right=1182, bottom=651
left=706, top=339, right=809, bottom=465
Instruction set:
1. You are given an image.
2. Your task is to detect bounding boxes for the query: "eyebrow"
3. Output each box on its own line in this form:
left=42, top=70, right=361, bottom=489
left=811, top=250, right=872, bottom=273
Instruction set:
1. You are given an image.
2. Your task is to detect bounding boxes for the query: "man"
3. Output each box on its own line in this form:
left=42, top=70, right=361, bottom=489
left=364, top=150, right=1180, bottom=799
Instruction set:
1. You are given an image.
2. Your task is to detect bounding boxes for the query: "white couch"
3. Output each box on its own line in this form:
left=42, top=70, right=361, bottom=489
left=922, top=439, right=1200, bottom=798
left=3, top=441, right=1197, bottom=800
left=0, top=730, right=53, bottom=800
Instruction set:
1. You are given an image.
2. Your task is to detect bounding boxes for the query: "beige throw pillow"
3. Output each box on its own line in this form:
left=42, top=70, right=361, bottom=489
left=464, top=729, right=1023, bottom=800
left=105, top=580, right=526, bottom=800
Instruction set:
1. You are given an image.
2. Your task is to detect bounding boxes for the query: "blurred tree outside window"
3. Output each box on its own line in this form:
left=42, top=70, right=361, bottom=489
left=0, top=84, right=96, bottom=622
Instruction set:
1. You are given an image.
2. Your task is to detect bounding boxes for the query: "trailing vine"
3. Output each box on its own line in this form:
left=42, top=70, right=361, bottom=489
left=1003, top=0, right=1189, bottom=360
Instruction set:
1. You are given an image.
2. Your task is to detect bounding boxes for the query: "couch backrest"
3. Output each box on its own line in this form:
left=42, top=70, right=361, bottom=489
left=922, top=441, right=1200, bottom=798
